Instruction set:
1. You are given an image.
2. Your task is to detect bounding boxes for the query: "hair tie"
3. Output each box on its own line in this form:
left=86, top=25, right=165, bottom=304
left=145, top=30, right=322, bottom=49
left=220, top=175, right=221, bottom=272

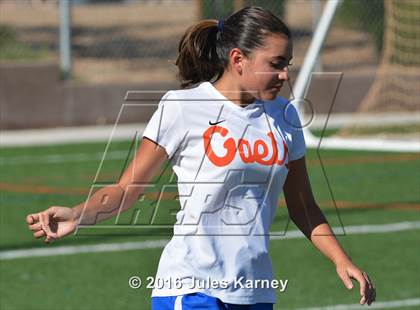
left=217, top=19, right=225, bottom=32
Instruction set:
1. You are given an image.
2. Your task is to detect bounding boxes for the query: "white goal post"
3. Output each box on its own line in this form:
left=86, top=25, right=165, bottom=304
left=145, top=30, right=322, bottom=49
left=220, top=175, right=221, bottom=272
left=292, top=0, right=419, bottom=153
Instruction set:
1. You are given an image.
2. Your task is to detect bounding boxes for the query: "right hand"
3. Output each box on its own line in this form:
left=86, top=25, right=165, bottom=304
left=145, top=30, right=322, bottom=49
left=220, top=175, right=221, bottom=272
left=26, top=206, right=79, bottom=244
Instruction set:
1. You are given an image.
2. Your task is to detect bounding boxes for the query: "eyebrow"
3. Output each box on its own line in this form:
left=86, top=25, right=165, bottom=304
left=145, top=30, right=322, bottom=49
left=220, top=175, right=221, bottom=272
left=271, top=56, right=293, bottom=61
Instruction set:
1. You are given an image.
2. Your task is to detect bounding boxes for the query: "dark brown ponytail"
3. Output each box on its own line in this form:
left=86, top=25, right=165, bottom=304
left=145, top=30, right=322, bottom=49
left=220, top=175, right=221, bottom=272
left=175, top=20, right=223, bottom=89
left=176, top=6, right=292, bottom=89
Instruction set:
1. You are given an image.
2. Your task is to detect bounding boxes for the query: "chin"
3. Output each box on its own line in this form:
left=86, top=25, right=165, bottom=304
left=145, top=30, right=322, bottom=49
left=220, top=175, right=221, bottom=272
left=261, top=92, right=278, bottom=101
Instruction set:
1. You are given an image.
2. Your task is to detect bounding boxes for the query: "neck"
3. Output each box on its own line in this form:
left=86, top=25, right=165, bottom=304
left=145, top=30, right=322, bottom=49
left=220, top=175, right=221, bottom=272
left=212, top=76, right=256, bottom=107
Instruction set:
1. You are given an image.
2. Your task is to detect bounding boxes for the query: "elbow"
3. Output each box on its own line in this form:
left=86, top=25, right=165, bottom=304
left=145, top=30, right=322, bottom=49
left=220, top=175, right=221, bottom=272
left=287, top=202, right=328, bottom=239
left=116, top=182, right=144, bottom=208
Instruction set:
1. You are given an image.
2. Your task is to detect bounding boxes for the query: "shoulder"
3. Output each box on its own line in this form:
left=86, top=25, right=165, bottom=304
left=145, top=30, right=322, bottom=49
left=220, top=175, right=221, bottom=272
left=263, top=96, right=294, bottom=119
left=159, top=83, right=211, bottom=115
left=165, top=83, right=207, bottom=100
left=263, top=96, right=304, bottom=131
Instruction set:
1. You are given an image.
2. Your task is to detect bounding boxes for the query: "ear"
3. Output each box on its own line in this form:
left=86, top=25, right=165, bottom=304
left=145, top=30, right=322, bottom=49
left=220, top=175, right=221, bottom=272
left=229, top=48, right=246, bottom=75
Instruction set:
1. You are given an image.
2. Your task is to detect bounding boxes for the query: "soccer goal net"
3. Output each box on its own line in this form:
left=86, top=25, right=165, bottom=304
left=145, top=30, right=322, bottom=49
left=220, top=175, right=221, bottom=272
left=293, top=0, right=419, bottom=153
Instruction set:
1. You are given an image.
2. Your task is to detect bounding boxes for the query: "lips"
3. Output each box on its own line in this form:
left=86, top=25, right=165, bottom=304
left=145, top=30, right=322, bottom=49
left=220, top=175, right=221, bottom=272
left=270, top=84, right=283, bottom=90
left=270, top=85, right=282, bottom=92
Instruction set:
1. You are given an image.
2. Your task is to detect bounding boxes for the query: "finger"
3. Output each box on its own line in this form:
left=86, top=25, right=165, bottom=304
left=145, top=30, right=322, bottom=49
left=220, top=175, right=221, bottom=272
left=367, top=287, right=376, bottom=305
left=28, top=222, right=42, bottom=232
left=370, top=286, right=376, bottom=304
left=362, top=272, right=375, bottom=303
left=43, top=208, right=59, bottom=235
left=44, top=235, right=56, bottom=244
left=38, top=213, right=47, bottom=232
left=39, top=213, right=53, bottom=235
left=33, top=229, right=46, bottom=239
left=371, top=288, right=377, bottom=304
left=338, top=270, right=353, bottom=290
left=26, top=214, right=39, bottom=225
left=362, top=272, right=371, bottom=296
left=363, top=273, right=376, bottom=305
left=352, top=272, right=367, bottom=304
left=363, top=272, right=372, bottom=287
left=45, top=206, right=58, bottom=217
left=367, top=293, right=375, bottom=306
left=44, top=212, right=50, bottom=230
left=365, top=272, right=375, bottom=290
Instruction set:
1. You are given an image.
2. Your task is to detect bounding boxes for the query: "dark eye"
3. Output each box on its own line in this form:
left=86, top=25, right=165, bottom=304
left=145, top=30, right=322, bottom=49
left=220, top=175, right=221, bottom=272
left=270, top=62, right=292, bottom=70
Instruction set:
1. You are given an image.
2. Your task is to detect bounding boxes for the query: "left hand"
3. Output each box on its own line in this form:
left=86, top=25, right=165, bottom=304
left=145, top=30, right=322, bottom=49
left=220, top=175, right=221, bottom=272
left=336, top=260, right=376, bottom=306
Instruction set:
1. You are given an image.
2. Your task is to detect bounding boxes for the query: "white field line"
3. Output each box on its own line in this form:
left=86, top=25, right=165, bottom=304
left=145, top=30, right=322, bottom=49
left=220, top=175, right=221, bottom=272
left=308, top=112, right=420, bottom=130
left=293, top=298, right=420, bottom=310
left=2, top=135, right=419, bottom=166
left=1, top=112, right=418, bottom=149
left=0, top=124, right=146, bottom=147
left=1, top=221, right=419, bottom=261
left=305, top=134, right=420, bottom=153
left=0, top=150, right=128, bottom=165
left=269, top=221, right=420, bottom=239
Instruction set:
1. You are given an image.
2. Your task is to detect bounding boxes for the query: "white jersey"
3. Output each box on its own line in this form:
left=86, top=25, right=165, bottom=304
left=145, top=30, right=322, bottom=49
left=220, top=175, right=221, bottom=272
left=141, top=81, right=306, bottom=304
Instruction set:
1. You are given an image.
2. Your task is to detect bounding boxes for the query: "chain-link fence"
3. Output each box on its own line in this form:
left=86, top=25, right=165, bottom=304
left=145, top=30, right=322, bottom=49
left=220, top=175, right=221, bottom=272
left=1, top=0, right=387, bottom=85
left=0, top=0, right=194, bottom=84
left=0, top=0, right=59, bottom=62
left=4, top=1, right=417, bottom=124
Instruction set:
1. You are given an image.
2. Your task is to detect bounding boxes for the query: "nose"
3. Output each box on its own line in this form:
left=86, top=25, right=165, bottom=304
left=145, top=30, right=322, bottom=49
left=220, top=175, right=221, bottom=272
left=278, top=66, right=289, bottom=81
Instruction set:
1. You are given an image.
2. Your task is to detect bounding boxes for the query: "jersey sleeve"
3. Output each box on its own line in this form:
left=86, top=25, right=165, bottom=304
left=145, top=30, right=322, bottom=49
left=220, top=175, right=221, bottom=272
left=141, top=91, right=185, bottom=158
left=286, top=102, right=306, bottom=161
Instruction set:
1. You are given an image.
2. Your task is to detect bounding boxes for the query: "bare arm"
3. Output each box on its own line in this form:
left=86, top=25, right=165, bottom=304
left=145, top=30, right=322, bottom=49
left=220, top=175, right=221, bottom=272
left=283, top=156, right=376, bottom=306
left=26, top=137, right=168, bottom=243
left=72, top=137, right=168, bottom=225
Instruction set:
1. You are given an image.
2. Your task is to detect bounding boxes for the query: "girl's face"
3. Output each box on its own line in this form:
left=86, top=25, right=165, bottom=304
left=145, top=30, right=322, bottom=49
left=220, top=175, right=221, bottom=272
left=242, top=33, right=293, bottom=101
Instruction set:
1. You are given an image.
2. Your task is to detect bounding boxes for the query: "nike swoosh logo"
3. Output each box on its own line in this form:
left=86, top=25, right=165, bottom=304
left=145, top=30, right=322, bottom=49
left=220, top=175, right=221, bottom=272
left=209, top=120, right=226, bottom=126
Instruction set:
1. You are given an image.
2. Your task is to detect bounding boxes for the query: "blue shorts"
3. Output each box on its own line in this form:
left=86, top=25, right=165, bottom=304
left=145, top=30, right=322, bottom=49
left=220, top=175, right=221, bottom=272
left=152, top=292, right=274, bottom=310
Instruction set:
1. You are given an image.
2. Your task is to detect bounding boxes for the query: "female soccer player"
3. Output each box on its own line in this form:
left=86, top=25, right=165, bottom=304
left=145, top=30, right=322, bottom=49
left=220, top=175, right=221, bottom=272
left=26, top=6, right=375, bottom=310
